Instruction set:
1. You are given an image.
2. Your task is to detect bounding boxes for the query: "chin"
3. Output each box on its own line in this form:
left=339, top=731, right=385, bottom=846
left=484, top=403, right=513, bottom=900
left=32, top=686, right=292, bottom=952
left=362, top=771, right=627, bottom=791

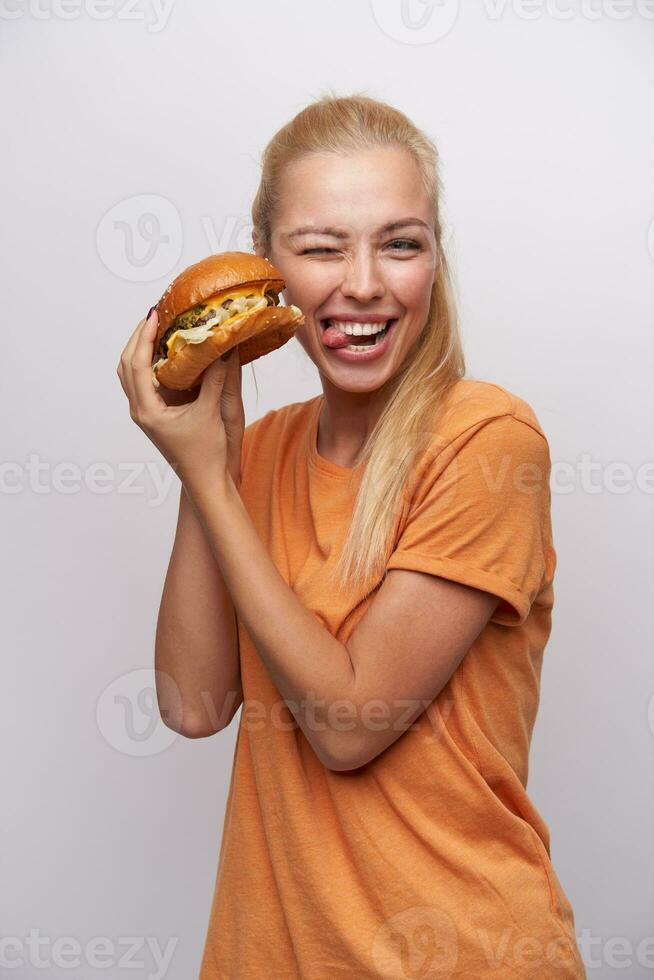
left=321, top=360, right=398, bottom=392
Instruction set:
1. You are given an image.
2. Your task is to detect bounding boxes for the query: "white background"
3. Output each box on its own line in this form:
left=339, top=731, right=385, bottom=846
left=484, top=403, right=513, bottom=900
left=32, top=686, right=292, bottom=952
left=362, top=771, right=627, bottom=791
left=2, top=2, right=653, bottom=977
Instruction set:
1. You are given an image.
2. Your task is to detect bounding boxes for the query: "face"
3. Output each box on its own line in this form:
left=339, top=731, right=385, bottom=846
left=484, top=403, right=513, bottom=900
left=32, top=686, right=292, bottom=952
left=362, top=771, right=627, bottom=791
left=261, top=146, right=438, bottom=393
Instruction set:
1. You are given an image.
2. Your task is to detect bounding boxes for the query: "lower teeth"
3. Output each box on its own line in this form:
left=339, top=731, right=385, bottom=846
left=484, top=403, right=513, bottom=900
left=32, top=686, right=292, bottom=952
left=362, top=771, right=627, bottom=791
left=346, top=322, right=391, bottom=352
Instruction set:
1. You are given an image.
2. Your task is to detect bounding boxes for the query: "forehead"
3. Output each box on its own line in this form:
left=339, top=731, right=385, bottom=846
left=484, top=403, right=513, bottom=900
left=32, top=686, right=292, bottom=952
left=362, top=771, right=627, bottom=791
left=275, top=146, right=433, bottom=227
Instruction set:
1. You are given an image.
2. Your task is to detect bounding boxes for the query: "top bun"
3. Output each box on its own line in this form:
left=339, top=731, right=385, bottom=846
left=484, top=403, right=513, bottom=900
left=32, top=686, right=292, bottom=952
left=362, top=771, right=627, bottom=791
left=154, top=252, right=285, bottom=345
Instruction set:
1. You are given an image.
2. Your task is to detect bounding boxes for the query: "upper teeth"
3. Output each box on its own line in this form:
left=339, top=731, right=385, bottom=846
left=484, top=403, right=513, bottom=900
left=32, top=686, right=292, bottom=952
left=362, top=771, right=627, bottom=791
left=326, top=320, right=388, bottom=336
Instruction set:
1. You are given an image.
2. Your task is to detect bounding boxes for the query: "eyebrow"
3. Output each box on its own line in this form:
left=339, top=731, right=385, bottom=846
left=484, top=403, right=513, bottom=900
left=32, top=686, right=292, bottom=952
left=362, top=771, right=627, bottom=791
left=287, top=218, right=431, bottom=240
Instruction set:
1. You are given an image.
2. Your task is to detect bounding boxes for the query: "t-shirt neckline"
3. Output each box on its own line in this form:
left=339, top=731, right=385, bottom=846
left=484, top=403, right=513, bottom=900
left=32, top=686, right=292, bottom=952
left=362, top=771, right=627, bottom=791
left=307, top=394, right=366, bottom=480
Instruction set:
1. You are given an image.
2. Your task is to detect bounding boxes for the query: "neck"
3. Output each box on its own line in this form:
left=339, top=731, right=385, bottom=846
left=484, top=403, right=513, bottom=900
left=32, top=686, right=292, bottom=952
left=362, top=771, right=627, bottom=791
left=316, top=374, right=395, bottom=468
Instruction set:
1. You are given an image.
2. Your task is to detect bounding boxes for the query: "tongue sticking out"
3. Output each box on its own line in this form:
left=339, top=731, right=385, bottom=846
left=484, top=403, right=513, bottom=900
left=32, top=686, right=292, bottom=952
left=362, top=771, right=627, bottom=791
left=321, top=322, right=387, bottom=349
left=321, top=323, right=355, bottom=349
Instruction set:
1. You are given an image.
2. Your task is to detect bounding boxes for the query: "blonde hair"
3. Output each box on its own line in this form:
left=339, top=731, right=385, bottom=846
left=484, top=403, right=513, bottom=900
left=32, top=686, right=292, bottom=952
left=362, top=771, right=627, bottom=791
left=251, top=92, right=466, bottom=596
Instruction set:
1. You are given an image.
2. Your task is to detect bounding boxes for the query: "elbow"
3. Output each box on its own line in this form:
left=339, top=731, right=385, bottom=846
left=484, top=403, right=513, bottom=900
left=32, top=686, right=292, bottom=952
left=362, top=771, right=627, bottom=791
left=162, top=714, right=223, bottom=739
left=177, top=721, right=222, bottom=739
left=158, top=703, right=232, bottom=740
left=317, top=729, right=371, bottom=773
left=157, top=690, right=243, bottom=740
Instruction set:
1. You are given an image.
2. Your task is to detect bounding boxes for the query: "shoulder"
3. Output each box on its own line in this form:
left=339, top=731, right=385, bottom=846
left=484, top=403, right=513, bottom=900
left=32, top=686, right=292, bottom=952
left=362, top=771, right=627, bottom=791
left=437, top=377, right=550, bottom=452
left=402, top=378, right=553, bottom=492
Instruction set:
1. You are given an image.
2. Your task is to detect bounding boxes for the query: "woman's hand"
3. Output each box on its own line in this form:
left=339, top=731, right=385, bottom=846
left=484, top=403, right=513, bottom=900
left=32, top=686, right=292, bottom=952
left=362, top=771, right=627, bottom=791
left=116, top=309, right=245, bottom=488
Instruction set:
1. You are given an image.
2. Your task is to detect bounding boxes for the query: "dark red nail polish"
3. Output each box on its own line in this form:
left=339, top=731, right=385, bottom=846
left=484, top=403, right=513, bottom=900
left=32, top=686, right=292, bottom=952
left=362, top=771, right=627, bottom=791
left=145, top=305, right=156, bottom=320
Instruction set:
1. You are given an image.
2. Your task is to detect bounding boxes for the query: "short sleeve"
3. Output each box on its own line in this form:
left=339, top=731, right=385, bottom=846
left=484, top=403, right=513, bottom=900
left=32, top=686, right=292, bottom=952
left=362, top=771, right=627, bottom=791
left=386, top=415, right=554, bottom=627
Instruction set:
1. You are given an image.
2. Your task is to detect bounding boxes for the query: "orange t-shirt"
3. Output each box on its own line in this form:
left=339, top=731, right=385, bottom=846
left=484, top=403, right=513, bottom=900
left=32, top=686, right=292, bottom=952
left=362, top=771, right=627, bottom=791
left=199, top=378, right=586, bottom=979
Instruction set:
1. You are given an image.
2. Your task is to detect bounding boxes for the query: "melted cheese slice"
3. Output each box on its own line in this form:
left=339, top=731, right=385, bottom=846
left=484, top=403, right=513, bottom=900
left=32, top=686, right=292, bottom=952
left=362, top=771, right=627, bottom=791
left=165, top=290, right=270, bottom=357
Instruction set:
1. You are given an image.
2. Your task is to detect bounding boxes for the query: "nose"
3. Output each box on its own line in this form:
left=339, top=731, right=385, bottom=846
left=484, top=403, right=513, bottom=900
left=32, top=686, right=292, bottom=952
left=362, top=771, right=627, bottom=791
left=339, top=247, right=385, bottom=305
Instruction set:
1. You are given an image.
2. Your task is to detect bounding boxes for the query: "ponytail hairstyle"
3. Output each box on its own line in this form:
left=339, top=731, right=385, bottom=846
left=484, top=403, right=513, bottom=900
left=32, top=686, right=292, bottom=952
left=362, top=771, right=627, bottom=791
left=251, top=92, right=466, bottom=596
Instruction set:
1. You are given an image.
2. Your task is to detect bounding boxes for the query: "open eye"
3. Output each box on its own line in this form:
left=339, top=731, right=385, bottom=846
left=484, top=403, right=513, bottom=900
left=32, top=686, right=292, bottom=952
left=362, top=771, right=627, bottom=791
left=386, top=239, right=421, bottom=251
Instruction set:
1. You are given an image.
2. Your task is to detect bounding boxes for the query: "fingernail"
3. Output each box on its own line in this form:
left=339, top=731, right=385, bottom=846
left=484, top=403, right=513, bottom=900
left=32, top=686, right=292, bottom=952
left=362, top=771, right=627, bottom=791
left=145, top=305, right=156, bottom=320
left=220, top=348, right=235, bottom=361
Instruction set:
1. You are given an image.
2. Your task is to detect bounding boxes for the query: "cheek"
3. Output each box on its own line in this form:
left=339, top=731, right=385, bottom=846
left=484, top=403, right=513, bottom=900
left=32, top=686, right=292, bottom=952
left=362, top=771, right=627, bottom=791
left=387, top=262, right=434, bottom=314
left=280, top=264, right=339, bottom=314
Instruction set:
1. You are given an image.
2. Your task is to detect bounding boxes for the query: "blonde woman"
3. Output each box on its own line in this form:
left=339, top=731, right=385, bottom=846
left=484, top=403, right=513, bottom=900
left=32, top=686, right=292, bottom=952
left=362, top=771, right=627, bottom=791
left=118, top=94, right=587, bottom=978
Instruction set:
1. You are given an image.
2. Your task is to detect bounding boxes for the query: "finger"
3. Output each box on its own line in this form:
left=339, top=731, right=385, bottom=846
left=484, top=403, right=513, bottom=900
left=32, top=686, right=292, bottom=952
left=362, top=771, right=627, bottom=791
left=118, top=312, right=151, bottom=402
left=196, top=353, right=229, bottom=413
left=122, top=313, right=150, bottom=399
left=221, top=345, right=242, bottom=394
left=122, top=301, right=158, bottom=365
left=131, top=310, right=165, bottom=414
left=219, top=348, right=245, bottom=426
left=120, top=313, right=149, bottom=368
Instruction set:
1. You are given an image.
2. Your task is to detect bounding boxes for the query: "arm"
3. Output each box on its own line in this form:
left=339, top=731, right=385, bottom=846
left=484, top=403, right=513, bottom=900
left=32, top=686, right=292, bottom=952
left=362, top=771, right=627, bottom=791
left=116, top=312, right=251, bottom=738
left=181, top=470, right=500, bottom=770
left=154, top=476, right=243, bottom=739
left=150, top=349, right=247, bottom=739
left=342, top=570, right=499, bottom=769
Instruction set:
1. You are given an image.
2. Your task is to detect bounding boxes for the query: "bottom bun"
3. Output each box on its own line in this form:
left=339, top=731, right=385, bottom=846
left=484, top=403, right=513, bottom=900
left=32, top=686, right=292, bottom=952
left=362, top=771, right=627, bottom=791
left=153, top=304, right=304, bottom=391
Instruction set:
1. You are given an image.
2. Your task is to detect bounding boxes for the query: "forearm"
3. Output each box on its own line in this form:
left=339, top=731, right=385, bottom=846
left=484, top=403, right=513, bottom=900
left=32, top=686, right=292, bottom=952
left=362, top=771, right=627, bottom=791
left=154, top=480, right=243, bottom=737
left=182, top=468, right=356, bottom=765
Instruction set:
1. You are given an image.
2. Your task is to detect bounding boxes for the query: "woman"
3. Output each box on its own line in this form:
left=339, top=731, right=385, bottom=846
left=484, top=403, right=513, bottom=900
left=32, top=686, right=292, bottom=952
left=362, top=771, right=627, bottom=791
left=117, top=95, right=586, bottom=978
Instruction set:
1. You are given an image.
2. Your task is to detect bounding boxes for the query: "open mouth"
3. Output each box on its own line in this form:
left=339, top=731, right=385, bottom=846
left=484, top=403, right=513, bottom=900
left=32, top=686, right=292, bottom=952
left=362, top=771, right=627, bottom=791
left=320, top=318, right=396, bottom=350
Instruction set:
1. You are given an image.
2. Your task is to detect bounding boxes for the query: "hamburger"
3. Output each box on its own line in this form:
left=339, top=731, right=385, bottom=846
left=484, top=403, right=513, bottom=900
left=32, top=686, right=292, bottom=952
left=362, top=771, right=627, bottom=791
left=151, top=251, right=304, bottom=391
